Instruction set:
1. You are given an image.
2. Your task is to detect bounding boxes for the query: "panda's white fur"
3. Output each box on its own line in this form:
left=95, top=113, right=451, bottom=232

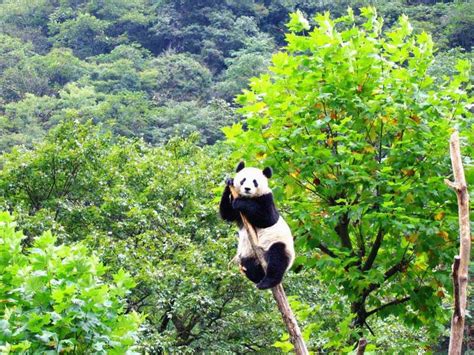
left=232, top=166, right=295, bottom=272
left=236, top=217, right=295, bottom=270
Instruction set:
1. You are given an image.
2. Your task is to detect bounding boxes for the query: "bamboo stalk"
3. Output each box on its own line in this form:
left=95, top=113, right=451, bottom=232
left=445, top=131, right=470, bottom=355
left=229, top=186, right=309, bottom=355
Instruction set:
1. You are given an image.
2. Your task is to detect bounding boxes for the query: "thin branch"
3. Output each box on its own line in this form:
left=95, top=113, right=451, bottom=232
left=444, top=179, right=459, bottom=191
left=45, top=155, right=57, bottom=200
left=127, top=292, right=151, bottom=313
left=364, top=320, right=375, bottom=336
left=366, top=296, right=411, bottom=317
left=377, top=119, right=384, bottom=163
left=363, top=256, right=410, bottom=297
left=60, top=162, right=81, bottom=198
left=206, top=291, right=235, bottom=329
left=316, top=241, right=338, bottom=258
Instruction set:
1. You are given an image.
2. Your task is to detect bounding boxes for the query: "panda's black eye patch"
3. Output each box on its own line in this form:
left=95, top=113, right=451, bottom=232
left=240, top=178, right=246, bottom=185
left=253, top=179, right=258, bottom=187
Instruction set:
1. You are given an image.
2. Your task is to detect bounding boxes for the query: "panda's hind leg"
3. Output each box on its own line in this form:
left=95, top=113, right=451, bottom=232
left=240, top=257, right=265, bottom=284
left=257, top=242, right=290, bottom=290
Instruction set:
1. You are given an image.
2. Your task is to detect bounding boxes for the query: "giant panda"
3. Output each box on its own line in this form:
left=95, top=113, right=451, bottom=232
left=219, top=161, right=295, bottom=289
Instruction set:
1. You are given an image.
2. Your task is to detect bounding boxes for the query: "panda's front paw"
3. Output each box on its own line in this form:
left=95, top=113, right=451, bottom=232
left=232, top=198, right=245, bottom=210
left=225, top=177, right=234, bottom=187
left=231, top=198, right=240, bottom=209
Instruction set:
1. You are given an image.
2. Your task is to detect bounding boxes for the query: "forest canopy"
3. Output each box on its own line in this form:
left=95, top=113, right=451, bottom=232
left=0, top=0, right=472, bottom=353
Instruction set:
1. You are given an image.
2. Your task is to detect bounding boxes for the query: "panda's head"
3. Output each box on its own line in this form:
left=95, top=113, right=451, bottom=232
left=233, top=161, right=272, bottom=198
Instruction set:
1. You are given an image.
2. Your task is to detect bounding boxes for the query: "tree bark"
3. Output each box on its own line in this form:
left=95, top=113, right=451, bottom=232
left=356, top=338, right=367, bottom=355
left=445, top=131, right=470, bottom=355
left=229, top=186, right=309, bottom=355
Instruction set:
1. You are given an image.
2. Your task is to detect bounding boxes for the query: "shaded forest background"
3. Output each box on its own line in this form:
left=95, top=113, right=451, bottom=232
left=0, top=0, right=472, bottom=353
left=0, top=0, right=472, bottom=150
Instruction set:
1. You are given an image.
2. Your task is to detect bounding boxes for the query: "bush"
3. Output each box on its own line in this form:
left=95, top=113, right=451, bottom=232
left=0, top=212, right=142, bottom=353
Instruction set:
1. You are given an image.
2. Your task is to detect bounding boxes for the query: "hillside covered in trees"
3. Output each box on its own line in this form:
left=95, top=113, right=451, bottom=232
left=0, top=0, right=472, bottom=353
left=0, top=0, right=472, bottom=150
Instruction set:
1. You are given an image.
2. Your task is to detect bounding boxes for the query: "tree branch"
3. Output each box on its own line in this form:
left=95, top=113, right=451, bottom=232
left=366, top=296, right=411, bottom=317
left=229, top=186, right=309, bottom=355
left=45, top=155, right=57, bottom=200
left=362, top=227, right=383, bottom=271
left=60, top=162, right=81, bottom=198
left=335, top=212, right=352, bottom=251
left=206, top=290, right=235, bottom=329
left=22, top=183, right=40, bottom=212
left=316, top=241, right=338, bottom=258
left=356, top=222, right=366, bottom=259
left=363, top=257, right=410, bottom=297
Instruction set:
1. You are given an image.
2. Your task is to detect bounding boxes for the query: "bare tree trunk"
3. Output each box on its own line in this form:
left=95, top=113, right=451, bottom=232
left=445, top=131, right=471, bottom=355
left=356, top=338, right=367, bottom=355
left=229, top=186, right=309, bottom=355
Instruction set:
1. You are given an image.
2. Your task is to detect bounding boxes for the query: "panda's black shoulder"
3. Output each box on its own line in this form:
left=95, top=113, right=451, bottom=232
left=257, top=191, right=279, bottom=214
left=254, top=192, right=276, bottom=207
left=237, top=192, right=279, bottom=228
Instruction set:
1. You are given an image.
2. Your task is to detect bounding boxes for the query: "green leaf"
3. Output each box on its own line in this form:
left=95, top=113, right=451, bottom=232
left=287, top=10, right=310, bottom=33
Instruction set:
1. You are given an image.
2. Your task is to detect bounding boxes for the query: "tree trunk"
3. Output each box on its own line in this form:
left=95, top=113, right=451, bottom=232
left=356, top=338, right=367, bottom=355
left=445, top=131, right=470, bottom=355
left=351, top=300, right=367, bottom=330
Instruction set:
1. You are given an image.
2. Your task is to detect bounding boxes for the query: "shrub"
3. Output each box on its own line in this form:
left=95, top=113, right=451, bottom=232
left=0, top=212, right=142, bottom=353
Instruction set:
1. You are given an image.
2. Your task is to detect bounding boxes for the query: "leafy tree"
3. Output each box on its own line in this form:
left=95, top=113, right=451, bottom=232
left=49, top=13, right=112, bottom=58
left=0, top=121, right=291, bottom=351
left=226, top=8, right=472, bottom=351
left=0, top=211, right=142, bottom=353
left=428, top=48, right=474, bottom=84
left=445, top=1, right=474, bottom=51
left=0, top=94, right=56, bottom=151
left=87, top=59, right=143, bottom=93
left=257, top=0, right=352, bottom=46
left=152, top=99, right=235, bottom=145
left=0, top=34, right=34, bottom=73
left=0, top=60, right=52, bottom=102
left=93, top=44, right=152, bottom=70
left=214, top=33, right=275, bottom=101
left=150, top=1, right=263, bottom=71
left=0, top=84, right=233, bottom=150
left=89, top=0, right=155, bottom=48
left=149, top=52, right=212, bottom=103
left=28, top=48, right=89, bottom=88
left=0, top=48, right=88, bottom=102
left=0, top=0, right=54, bottom=52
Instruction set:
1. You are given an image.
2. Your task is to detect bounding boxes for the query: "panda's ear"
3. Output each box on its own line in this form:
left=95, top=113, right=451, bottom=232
left=236, top=161, right=245, bottom=172
left=262, top=167, right=272, bottom=178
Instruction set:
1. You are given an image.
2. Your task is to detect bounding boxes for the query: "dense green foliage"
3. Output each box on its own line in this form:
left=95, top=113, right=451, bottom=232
left=0, top=0, right=472, bottom=353
left=227, top=7, right=473, bottom=352
left=0, top=212, right=141, bottom=353
left=0, top=0, right=472, bottom=151
left=0, top=122, right=292, bottom=352
left=0, top=122, right=438, bottom=353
